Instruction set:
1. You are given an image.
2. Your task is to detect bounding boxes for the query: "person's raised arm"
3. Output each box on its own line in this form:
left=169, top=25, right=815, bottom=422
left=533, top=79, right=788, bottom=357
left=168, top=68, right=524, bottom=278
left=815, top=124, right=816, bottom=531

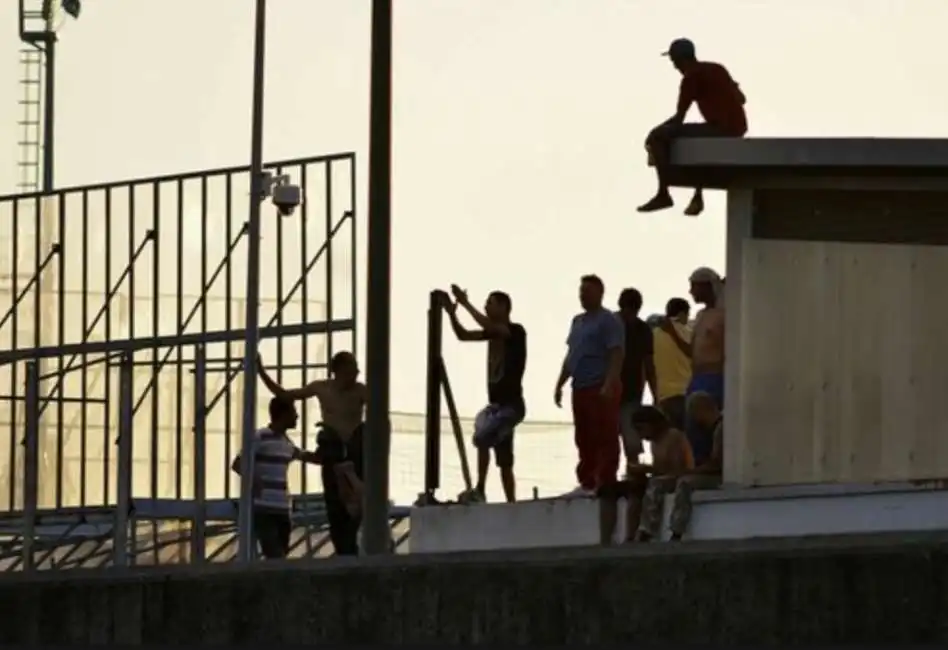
left=257, top=355, right=327, bottom=401
left=452, top=284, right=510, bottom=339
left=660, top=319, right=692, bottom=359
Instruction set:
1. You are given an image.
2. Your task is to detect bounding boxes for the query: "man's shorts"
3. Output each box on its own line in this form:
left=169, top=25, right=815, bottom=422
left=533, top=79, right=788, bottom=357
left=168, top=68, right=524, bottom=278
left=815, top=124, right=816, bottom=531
left=473, top=403, right=524, bottom=469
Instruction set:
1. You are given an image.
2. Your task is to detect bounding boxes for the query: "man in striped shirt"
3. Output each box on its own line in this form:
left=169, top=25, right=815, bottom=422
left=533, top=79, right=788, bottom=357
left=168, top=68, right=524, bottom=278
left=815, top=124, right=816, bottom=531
left=257, top=351, right=367, bottom=555
left=231, top=397, right=320, bottom=559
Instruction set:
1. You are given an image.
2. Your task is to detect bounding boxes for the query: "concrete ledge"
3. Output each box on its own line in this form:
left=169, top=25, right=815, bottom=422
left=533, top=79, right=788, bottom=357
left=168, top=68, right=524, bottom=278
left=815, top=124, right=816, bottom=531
left=3, top=531, right=948, bottom=644
left=666, top=137, right=948, bottom=188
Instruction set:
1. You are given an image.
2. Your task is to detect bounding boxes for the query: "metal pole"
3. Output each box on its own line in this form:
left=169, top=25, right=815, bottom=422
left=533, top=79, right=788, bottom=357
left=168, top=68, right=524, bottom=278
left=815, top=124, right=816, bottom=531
left=22, top=362, right=40, bottom=572
left=423, top=291, right=443, bottom=497
left=41, top=35, right=55, bottom=192
left=237, top=0, right=268, bottom=563
left=113, top=352, right=133, bottom=567
left=192, top=345, right=207, bottom=564
left=362, top=0, right=394, bottom=556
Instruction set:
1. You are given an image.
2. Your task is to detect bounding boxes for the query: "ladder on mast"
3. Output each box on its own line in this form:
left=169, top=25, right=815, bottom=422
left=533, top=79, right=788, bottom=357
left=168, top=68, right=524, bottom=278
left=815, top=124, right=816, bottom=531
left=16, top=47, right=43, bottom=194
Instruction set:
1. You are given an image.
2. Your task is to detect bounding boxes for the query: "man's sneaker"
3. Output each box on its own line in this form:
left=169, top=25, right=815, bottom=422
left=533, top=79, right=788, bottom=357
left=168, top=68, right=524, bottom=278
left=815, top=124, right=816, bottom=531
left=561, top=486, right=597, bottom=499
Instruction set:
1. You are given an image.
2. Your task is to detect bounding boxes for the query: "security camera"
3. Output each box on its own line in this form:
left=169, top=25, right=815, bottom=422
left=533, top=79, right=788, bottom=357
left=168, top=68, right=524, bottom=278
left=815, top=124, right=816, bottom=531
left=257, top=171, right=303, bottom=216
left=272, top=183, right=302, bottom=217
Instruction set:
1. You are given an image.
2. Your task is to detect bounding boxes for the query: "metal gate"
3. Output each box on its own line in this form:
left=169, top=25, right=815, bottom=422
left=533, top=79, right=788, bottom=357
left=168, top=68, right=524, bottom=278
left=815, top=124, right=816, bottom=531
left=0, top=152, right=365, bottom=569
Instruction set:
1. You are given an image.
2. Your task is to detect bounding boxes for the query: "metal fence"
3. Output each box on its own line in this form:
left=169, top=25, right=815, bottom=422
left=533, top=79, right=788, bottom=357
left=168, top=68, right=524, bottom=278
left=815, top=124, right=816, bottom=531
left=0, top=153, right=357, bottom=516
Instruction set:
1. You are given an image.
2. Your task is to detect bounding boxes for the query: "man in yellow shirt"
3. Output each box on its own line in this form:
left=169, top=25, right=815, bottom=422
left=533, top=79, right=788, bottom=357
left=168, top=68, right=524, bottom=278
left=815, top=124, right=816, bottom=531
left=651, top=298, right=692, bottom=431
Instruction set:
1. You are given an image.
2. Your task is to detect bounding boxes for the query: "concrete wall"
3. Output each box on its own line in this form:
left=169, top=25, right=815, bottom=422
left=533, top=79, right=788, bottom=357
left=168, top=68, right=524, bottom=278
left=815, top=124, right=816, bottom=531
left=2, top=532, right=948, bottom=644
left=725, top=187, right=948, bottom=486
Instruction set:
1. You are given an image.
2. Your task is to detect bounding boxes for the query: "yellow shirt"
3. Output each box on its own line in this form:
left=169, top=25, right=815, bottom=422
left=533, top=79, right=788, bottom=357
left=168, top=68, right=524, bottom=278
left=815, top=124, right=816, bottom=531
left=652, top=322, right=693, bottom=402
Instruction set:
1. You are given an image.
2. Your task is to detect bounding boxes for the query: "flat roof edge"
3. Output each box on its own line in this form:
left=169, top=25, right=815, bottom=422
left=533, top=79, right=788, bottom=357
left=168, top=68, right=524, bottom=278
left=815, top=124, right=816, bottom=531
left=670, top=137, right=948, bottom=171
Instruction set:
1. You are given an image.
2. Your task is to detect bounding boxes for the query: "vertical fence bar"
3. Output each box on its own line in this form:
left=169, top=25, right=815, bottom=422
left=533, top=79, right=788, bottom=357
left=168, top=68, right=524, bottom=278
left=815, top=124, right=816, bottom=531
left=55, top=198, right=65, bottom=508
left=423, top=291, right=443, bottom=497
left=102, top=188, right=113, bottom=505
left=237, top=0, right=269, bottom=563
left=22, top=361, right=40, bottom=572
left=79, top=190, right=89, bottom=506
left=224, top=174, right=234, bottom=499
left=299, top=165, right=310, bottom=498
left=150, top=182, right=161, bottom=501
left=275, top=166, right=284, bottom=395
left=324, top=160, right=334, bottom=377
left=349, top=157, right=358, bottom=361
left=8, top=200, right=20, bottom=509
left=31, top=198, right=41, bottom=507
left=114, top=352, right=134, bottom=567
left=175, top=179, right=185, bottom=500
left=192, top=345, right=207, bottom=565
left=199, top=176, right=209, bottom=505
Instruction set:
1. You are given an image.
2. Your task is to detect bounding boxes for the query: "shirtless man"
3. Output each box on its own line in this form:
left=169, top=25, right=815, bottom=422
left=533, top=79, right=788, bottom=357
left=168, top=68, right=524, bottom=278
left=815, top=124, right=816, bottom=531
left=256, top=351, right=366, bottom=556
left=658, top=266, right=724, bottom=465
left=598, top=405, right=693, bottom=544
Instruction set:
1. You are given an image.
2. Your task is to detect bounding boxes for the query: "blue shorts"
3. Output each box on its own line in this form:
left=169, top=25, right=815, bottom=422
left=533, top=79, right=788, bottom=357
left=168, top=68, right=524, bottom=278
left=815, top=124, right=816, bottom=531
left=686, top=372, right=724, bottom=409
left=685, top=372, right=723, bottom=466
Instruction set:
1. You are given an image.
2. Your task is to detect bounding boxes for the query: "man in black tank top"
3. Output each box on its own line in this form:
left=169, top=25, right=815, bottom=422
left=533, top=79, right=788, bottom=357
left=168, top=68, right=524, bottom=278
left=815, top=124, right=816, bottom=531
left=446, top=285, right=527, bottom=503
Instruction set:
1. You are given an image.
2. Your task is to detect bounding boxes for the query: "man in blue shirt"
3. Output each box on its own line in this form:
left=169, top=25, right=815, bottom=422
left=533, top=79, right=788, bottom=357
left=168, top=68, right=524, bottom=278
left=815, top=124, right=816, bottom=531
left=554, top=275, right=626, bottom=496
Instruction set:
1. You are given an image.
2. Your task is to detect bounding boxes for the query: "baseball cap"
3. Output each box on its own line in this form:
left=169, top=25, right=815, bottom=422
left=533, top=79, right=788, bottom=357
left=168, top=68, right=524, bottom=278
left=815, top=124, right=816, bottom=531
left=662, top=38, right=696, bottom=59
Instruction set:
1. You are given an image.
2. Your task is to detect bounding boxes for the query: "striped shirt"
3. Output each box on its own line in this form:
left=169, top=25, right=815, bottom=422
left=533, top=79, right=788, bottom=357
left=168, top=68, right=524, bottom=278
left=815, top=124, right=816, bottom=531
left=251, top=427, right=299, bottom=512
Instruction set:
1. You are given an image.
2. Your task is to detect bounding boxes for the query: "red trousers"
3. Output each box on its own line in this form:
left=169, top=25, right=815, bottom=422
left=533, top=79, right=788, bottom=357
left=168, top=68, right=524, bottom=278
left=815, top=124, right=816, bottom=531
left=571, top=383, right=622, bottom=490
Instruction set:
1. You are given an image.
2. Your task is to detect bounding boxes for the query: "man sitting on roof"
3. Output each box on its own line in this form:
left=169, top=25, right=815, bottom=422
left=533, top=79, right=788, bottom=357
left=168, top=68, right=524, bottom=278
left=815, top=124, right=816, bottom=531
left=637, top=38, right=748, bottom=217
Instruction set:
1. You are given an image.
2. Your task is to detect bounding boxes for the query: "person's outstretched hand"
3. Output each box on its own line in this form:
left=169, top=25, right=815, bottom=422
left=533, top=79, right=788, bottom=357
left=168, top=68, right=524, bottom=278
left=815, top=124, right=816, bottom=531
left=450, top=284, right=468, bottom=305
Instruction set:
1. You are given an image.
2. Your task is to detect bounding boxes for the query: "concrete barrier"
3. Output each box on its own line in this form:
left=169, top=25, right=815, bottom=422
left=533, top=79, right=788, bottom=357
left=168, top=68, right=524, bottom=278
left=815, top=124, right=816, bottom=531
left=2, top=532, right=948, bottom=644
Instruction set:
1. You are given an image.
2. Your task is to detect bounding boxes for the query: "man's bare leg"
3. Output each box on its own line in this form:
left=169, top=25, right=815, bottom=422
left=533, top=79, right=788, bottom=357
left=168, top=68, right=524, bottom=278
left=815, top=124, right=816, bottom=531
left=637, top=155, right=674, bottom=213
left=475, top=447, right=490, bottom=498
left=499, top=466, right=516, bottom=503
left=684, top=188, right=704, bottom=216
left=625, top=495, right=644, bottom=542
left=598, top=497, right=618, bottom=545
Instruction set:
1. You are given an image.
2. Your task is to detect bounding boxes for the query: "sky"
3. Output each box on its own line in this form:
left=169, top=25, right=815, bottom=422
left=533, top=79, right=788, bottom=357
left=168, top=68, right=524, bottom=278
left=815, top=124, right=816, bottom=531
left=1, top=0, right=947, bottom=428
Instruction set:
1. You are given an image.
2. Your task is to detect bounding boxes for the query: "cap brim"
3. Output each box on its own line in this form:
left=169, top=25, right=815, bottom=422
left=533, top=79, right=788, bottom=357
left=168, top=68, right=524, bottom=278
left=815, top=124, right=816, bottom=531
left=661, top=51, right=670, bottom=56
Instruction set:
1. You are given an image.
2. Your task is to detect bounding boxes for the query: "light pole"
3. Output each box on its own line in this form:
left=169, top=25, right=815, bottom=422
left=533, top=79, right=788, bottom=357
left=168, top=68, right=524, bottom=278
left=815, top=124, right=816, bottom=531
left=361, top=0, right=394, bottom=556
left=236, top=0, right=268, bottom=563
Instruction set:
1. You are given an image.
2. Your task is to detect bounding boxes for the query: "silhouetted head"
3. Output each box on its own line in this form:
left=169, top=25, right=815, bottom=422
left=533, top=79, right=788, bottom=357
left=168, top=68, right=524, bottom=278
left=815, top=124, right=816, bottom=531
left=618, top=288, right=643, bottom=321
left=269, top=396, right=298, bottom=431
left=485, top=291, right=512, bottom=321
left=631, top=405, right=670, bottom=442
left=330, top=351, right=359, bottom=386
left=665, top=297, right=690, bottom=324
left=689, top=267, right=722, bottom=307
left=579, top=274, right=605, bottom=311
left=663, top=38, right=697, bottom=74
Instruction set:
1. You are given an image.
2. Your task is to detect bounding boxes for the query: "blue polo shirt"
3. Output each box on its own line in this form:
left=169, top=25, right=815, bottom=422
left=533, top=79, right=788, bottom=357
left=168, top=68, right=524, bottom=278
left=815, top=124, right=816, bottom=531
left=565, top=309, right=625, bottom=390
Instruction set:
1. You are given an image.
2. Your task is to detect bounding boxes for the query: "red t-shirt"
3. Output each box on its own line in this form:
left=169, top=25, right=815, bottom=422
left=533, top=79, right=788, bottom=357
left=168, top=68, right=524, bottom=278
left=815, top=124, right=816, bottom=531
left=677, top=61, right=748, bottom=136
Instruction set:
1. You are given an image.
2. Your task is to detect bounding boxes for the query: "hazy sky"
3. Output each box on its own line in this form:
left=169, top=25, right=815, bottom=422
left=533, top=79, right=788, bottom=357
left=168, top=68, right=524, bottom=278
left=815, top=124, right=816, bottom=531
left=1, top=0, right=947, bottom=422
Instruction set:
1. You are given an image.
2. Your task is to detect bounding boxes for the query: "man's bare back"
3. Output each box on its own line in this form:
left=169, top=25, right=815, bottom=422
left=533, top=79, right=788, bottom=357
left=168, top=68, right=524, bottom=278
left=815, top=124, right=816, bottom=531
left=312, top=380, right=366, bottom=440
left=691, top=307, right=724, bottom=374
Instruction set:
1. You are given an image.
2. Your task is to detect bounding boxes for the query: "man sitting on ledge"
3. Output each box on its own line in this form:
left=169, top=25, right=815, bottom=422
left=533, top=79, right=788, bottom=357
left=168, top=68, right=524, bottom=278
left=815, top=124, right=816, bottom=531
left=637, top=37, right=748, bottom=217
left=598, top=405, right=693, bottom=544
left=635, top=391, right=723, bottom=542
